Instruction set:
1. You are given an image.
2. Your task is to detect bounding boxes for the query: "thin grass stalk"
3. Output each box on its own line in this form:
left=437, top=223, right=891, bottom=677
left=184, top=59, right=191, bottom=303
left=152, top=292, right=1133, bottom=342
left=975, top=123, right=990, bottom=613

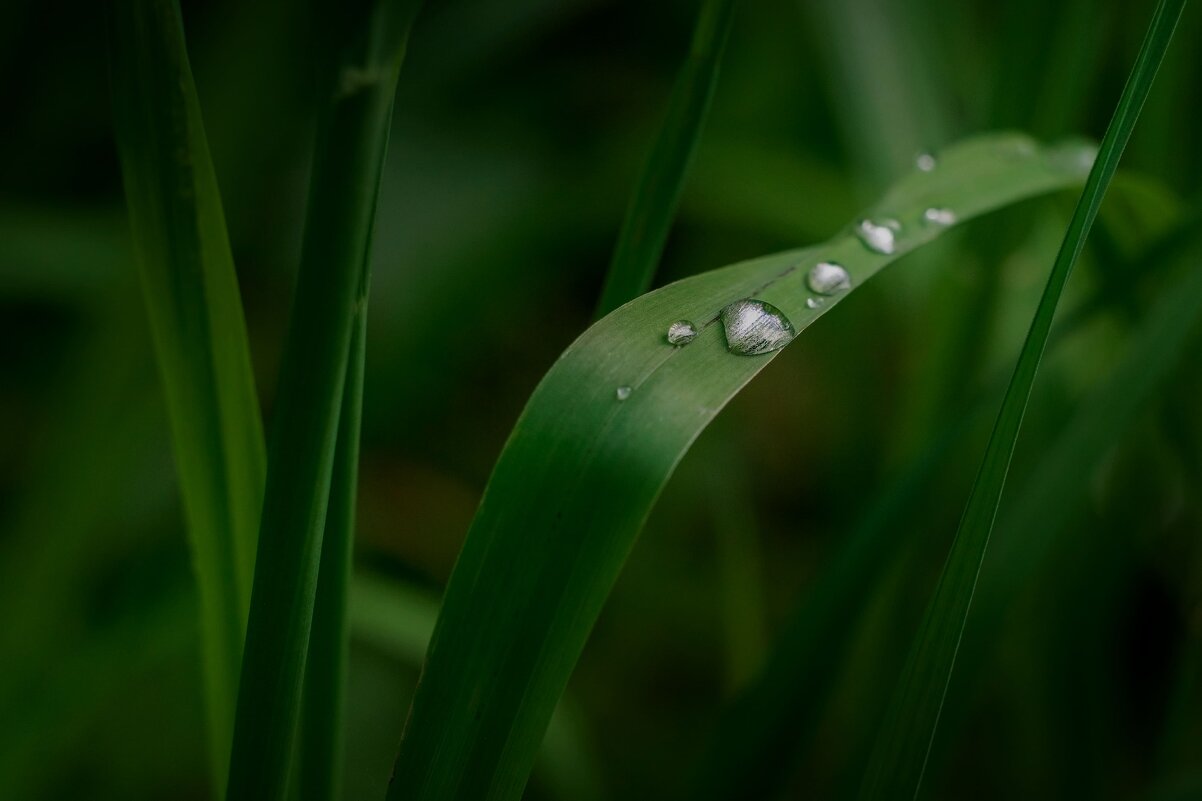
left=224, top=1, right=421, bottom=798
left=594, top=0, right=736, bottom=317
left=857, top=2, right=1188, bottom=797
left=298, top=307, right=367, bottom=801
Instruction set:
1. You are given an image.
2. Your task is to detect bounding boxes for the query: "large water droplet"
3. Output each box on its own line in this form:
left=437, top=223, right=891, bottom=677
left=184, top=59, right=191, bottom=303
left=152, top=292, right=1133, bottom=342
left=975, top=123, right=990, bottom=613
left=666, top=319, right=698, bottom=346
left=720, top=299, right=795, bottom=356
left=806, top=261, right=851, bottom=295
left=923, top=207, right=957, bottom=227
left=856, top=218, right=901, bottom=255
left=916, top=152, right=937, bottom=172
left=615, top=385, right=632, bottom=401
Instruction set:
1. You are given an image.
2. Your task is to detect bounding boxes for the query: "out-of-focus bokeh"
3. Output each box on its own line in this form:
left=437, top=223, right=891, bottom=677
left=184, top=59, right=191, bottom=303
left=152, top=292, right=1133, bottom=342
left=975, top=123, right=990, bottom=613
left=2, top=0, right=1200, bottom=798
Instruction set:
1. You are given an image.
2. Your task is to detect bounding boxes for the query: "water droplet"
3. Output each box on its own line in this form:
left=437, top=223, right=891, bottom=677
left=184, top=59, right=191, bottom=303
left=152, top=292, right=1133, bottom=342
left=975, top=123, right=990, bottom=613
left=806, top=297, right=824, bottom=310
left=1047, top=141, right=1098, bottom=174
left=666, top=319, right=698, bottom=346
left=615, top=386, right=632, bottom=401
left=1002, top=137, right=1038, bottom=158
left=856, top=218, right=901, bottom=255
left=923, top=207, right=957, bottom=226
left=806, top=261, right=851, bottom=295
left=916, top=152, right=937, bottom=172
left=720, top=299, right=795, bottom=356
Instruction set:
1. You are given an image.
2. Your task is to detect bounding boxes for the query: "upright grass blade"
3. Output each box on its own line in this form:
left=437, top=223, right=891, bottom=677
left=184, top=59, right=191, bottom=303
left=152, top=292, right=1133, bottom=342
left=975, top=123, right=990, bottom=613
left=108, top=0, right=266, bottom=785
left=225, top=2, right=421, bottom=798
left=387, top=133, right=1094, bottom=801
left=856, top=3, right=1188, bottom=798
left=687, top=208, right=1199, bottom=801
left=593, top=0, right=736, bottom=317
left=927, top=231, right=1202, bottom=782
left=297, top=309, right=368, bottom=801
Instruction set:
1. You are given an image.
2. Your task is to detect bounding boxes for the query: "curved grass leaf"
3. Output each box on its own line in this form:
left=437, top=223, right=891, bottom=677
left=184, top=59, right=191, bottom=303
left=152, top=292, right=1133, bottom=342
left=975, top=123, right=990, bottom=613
left=225, top=2, right=422, bottom=798
left=594, top=0, right=737, bottom=317
left=387, top=132, right=1094, bottom=801
left=108, top=0, right=265, bottom=784
left=857, top=2, right=1188, bottom=797
left=351, top=573, right=606, bottom=801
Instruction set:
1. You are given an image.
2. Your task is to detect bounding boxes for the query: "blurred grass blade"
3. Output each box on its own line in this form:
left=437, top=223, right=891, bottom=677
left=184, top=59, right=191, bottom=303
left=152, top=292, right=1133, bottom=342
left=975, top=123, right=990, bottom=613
left=298, top=310, right=367, bottom=801
left=108, top=0, right=266, bottom=785
left=387, top=133, right=1093, bottom=801
left=224, top=2, right=422, bottom=799
left=685, top=420, right=971, bottom=801
left=857, top=3, right=1187, bottom=798
left=594, top=0, right=736, bottom=317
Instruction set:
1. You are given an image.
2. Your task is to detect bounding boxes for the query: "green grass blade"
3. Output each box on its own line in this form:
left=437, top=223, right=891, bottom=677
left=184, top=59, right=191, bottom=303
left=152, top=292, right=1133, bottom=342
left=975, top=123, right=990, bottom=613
left=926, top=226, right=1202, bottom=779
left=224, top=2, right=421, bottom=799
left=857, top=3, right=1188, bottom=798
left=593, top=0, right=737, bottom=317
left=108, top=0, right=266, bottom=785
left=298, top=309, right=368, bottom=801
left=386, top=133, right=1093, bottom=801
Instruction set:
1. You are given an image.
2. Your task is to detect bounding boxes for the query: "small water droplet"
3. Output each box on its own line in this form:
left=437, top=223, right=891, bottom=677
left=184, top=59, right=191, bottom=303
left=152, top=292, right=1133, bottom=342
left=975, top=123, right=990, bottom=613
left=720, top=299, right=795, bottom=356
left=856, top=218, right=900, bottom=255
left=806, top=261, right=851, bottom=295
left=615, top=386, right=632, bottom=401
left=923, top=207, right=957, bottom=226
left=806, top=297, right=824, bottom=309
left=916, top=152, right=937, bottom=172
left=1002, top=137, right=1038, bottom=158
left=666, top=319, right=698, bottom=346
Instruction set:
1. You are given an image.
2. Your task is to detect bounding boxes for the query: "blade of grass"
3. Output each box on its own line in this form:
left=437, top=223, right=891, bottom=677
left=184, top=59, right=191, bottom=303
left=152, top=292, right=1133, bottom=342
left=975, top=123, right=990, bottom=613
left=687, top=205, right=1199, bottom=801
left=349, top=573, right=606, bottom=801
left=594, top=0, right=737, bottom=317
left=108, top=0, right=266, bottom=784
left=224, top=2, right=422, bottom=798
left=386, top=133, right=1094, bottom=801
left=297, top=309, right=368, bottom=801
left=856, top=3, right=1187, bottom=797
left=927, top=231, right=1202, bottom=780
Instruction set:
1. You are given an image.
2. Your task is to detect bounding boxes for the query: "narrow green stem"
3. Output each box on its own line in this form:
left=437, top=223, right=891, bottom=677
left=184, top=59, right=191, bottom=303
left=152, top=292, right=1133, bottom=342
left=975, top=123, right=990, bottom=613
left=593, top=0, right=737, bottom=318
left=298, top=306, right=367, bottom=801
left=224, top=2, right=420, bottom=798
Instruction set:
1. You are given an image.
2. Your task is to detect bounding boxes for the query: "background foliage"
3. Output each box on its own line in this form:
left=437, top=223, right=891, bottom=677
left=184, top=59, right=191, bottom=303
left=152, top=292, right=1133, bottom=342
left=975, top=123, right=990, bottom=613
left=1, top=0, right=1199, bottom=799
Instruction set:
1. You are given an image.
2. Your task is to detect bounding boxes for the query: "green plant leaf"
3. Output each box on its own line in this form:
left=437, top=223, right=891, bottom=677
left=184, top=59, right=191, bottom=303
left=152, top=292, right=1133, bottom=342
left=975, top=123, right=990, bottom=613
left=224, top=2, right=422, bottom=799
left=108, top=0, right=266, bottom=785
left=387, top=132, right=1094, bottom=801
left=857, top=2, right=1188, bottom=798
left=297, top=309, right=368, bottom=801
left=594, top=0, right=737, bottom=317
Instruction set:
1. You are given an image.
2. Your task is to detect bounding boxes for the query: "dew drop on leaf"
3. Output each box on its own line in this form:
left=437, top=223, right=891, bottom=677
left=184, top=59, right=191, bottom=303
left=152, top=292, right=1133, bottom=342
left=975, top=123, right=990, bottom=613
left=916, top=152, right=937, bottom=171
left=806, top=261, right=851, bottom=295
left=666, top=319, right=698, bottom=346
left=856, top=218, right=901, bottom=255
left=615, top=385, right=632, bottom=401
left=720, top=299, right=795, bottom=356
left=923, top=207, right=957, bottom=226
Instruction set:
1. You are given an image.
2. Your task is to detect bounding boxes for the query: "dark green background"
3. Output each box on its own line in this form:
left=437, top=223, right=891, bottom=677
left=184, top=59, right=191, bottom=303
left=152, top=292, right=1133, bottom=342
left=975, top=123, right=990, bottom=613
left=2, top=0, right=1200, bottom=798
